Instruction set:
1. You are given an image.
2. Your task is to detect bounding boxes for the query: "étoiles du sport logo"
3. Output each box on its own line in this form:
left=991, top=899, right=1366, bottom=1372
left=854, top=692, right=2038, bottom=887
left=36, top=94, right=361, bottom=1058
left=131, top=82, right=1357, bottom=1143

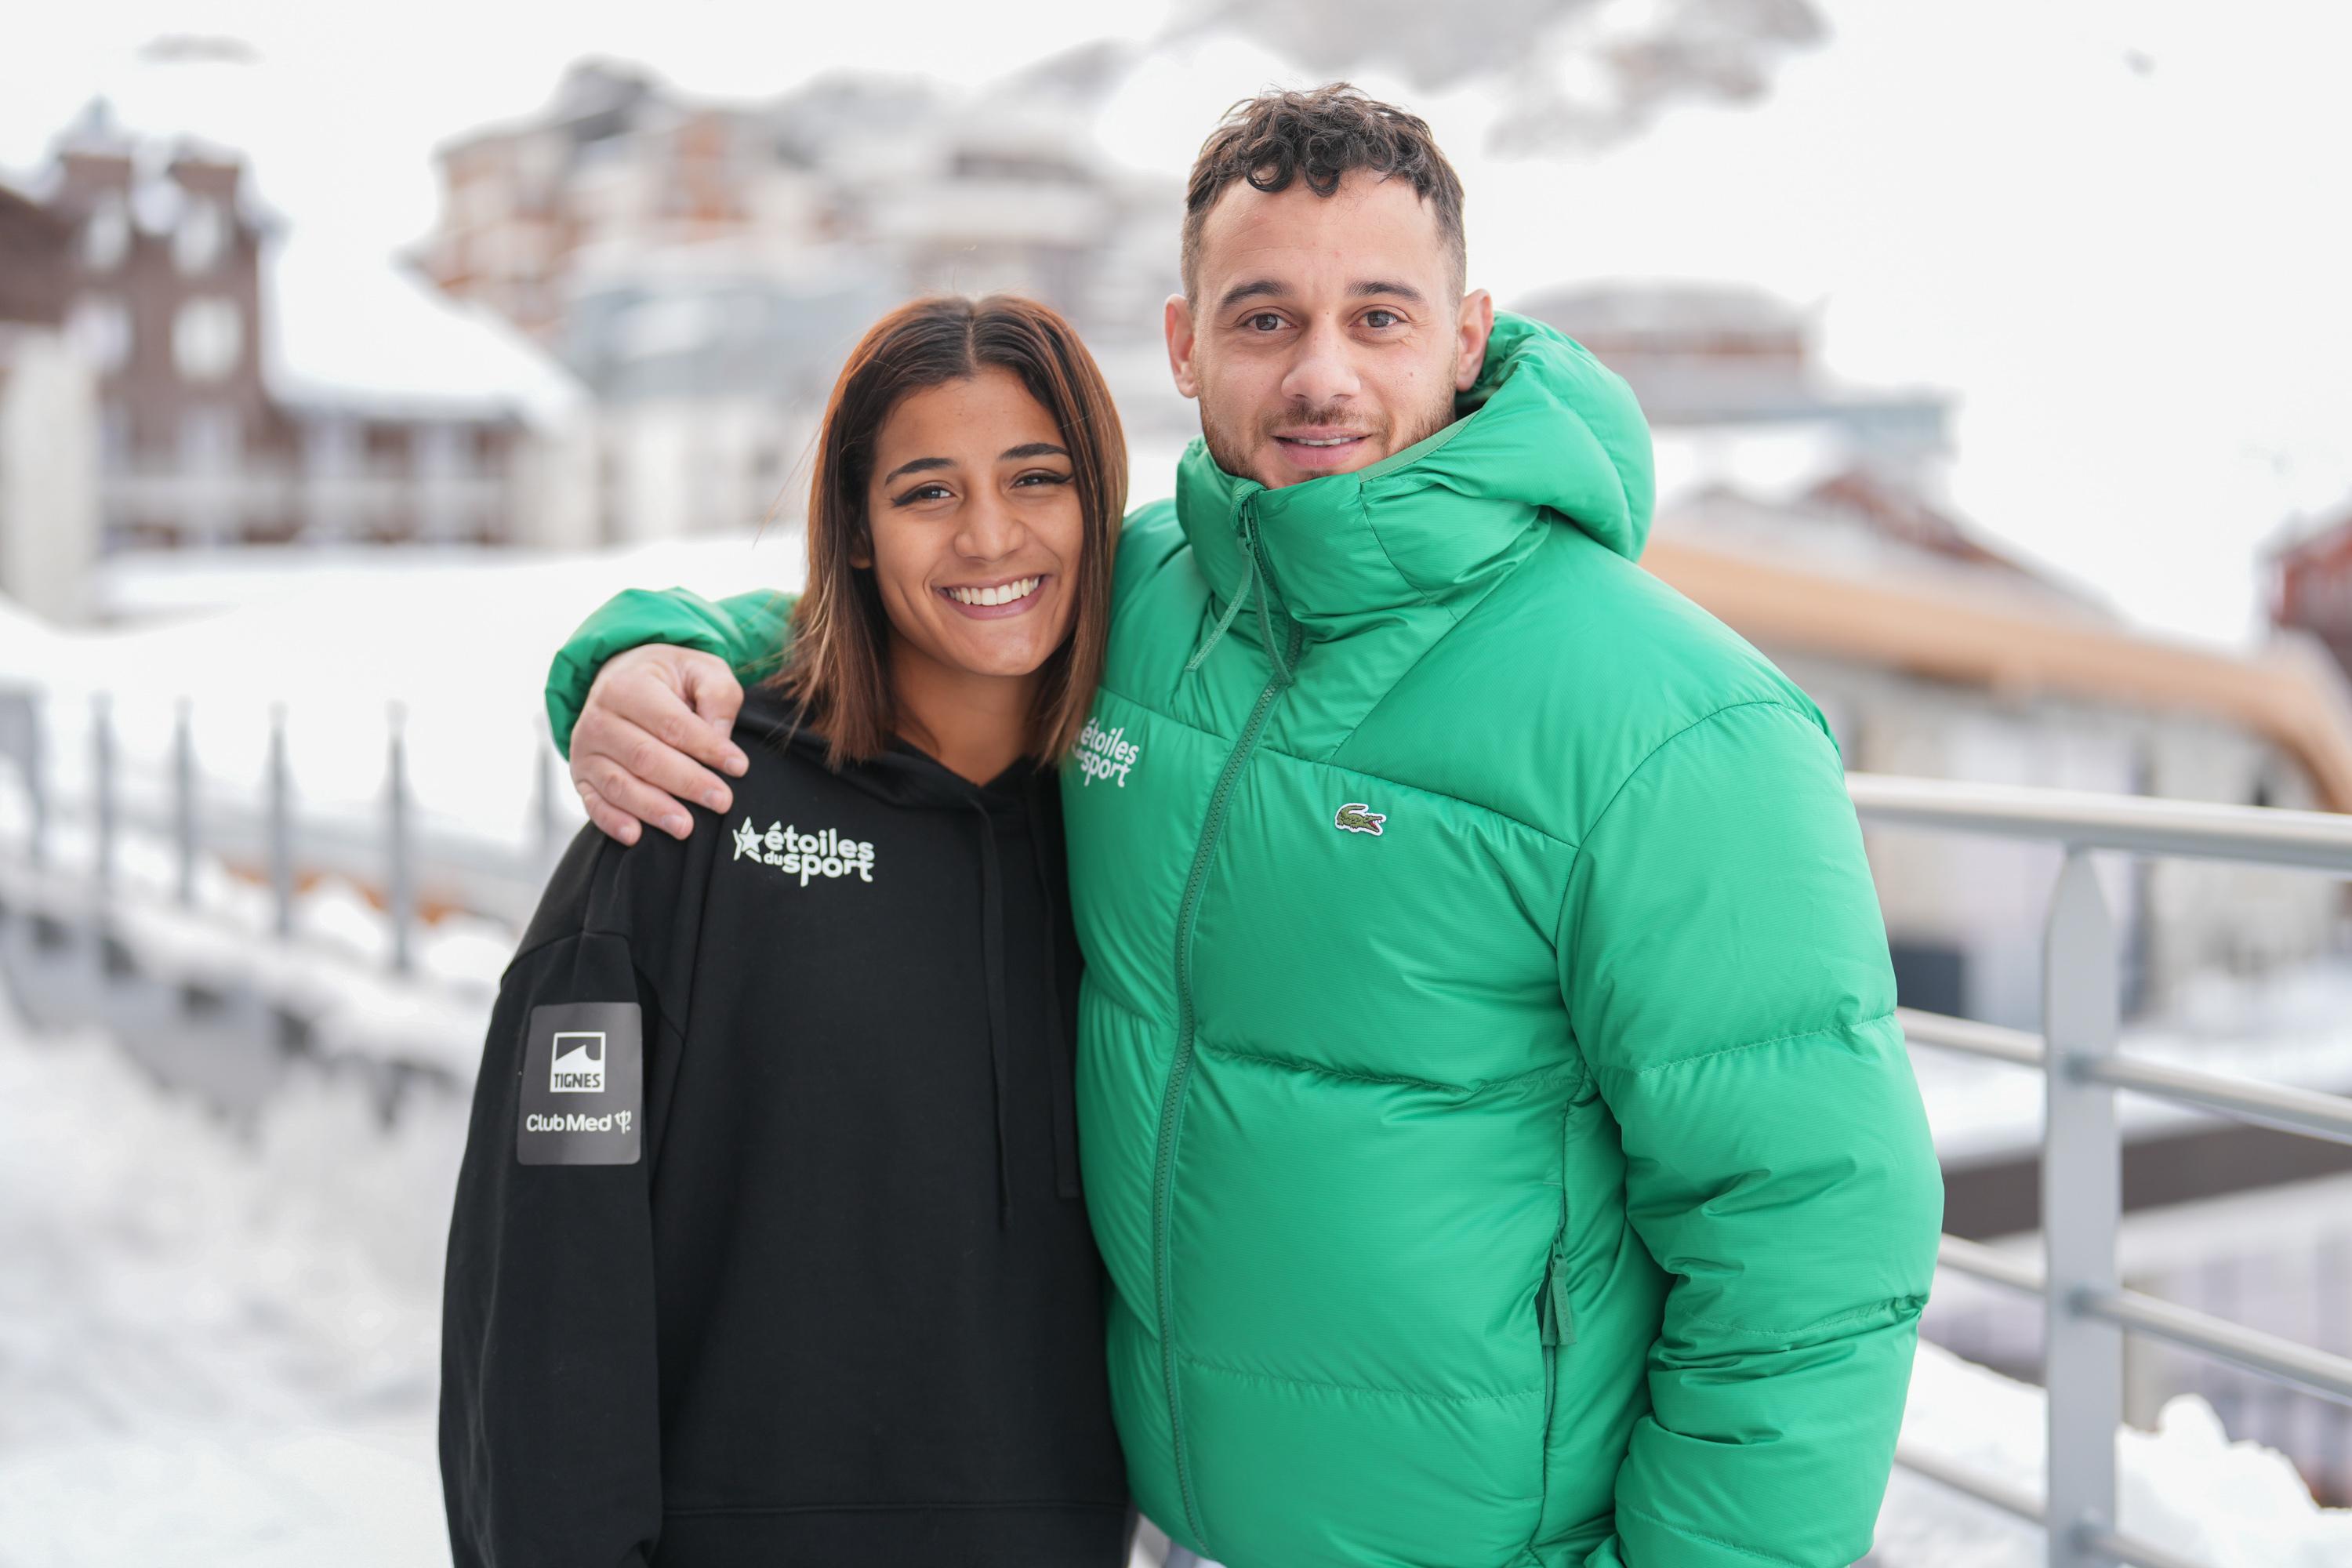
left=1075, top=715, right=1140, bottom=787
left=733, top=818, right=877, bottom=885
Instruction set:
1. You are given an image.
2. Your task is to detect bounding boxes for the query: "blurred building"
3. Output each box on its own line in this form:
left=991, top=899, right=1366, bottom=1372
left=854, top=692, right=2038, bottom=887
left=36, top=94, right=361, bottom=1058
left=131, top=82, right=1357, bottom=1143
left=409, top=60, right=1187, bottom=542
left=1527, top=281, right=2352, bottom=1029
left=2268, top=500, right=2352, bottom=684
left=1521, top=280, right=1952, bottom=495
left=21, top=102, right=582, bottom=562
left=0, top=185, right=99, bottom=622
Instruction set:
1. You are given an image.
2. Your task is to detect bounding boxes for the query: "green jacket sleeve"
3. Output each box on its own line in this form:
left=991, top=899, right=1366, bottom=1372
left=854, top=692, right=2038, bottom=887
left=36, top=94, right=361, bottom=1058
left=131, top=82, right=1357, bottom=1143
left=1559, top=700, right=1943, bottom=1568
left=544, top=587, right=796, bottom=758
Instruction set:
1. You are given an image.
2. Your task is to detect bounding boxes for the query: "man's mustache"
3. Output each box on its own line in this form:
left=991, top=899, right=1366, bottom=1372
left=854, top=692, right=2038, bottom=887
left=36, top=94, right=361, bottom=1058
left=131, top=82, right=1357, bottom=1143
left=1264, top=408, right=1385, bottom=439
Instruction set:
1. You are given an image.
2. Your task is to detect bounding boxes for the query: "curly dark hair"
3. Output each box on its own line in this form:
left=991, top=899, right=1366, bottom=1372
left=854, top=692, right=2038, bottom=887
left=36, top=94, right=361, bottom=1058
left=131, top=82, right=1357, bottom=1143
left=1181, top=82, right=1467, bottom=300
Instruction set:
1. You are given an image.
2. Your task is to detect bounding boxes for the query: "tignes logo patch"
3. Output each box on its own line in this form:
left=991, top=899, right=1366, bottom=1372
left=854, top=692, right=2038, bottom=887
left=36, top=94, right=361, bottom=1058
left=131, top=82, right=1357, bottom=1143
left=733, top=817, right=877, bottom=886
left=1334, top=802, right=1386, bottom=836
left=550, top=1031, right=604, bottom=1093
left=518, top=1003, right=641, bottom=1167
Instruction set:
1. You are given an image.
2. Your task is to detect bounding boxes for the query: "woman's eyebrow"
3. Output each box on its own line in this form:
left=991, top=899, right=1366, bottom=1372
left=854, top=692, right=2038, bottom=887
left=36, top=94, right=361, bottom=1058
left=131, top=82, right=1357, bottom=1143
left=1001, top=442, right=1069, bottom=461
left=881, top=456, right=952, bottom=485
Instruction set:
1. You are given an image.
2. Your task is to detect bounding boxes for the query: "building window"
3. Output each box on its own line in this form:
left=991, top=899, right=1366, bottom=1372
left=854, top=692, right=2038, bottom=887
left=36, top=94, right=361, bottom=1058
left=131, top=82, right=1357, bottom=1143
left=180, top=405, right=241, bottom=472
left=175, top=198, right=228, bottom=274
left=173, top=298, right=243, bottom=381
left=67, top=294, right=132, bottom=374
left=83, top=197, right=129, bottom=270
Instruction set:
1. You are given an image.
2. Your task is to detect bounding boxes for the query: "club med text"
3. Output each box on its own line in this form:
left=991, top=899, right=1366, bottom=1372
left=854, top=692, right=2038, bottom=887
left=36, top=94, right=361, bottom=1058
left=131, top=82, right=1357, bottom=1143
left=526, top=1111, right=630, bottom=1134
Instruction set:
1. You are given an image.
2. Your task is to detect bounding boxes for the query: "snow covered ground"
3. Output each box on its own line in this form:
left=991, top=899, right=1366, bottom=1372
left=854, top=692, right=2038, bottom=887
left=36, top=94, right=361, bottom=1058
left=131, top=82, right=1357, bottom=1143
left=4, top=999, right=2347, bottom=1564
left=0, top=1014, right=462, bottom=1566
left=1881, top=1344, right=2352, bottom=1567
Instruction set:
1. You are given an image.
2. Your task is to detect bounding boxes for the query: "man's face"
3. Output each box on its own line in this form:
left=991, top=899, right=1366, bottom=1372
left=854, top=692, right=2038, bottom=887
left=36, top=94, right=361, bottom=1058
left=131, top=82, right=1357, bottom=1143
left=1166, top=169, right=1494, bottom=490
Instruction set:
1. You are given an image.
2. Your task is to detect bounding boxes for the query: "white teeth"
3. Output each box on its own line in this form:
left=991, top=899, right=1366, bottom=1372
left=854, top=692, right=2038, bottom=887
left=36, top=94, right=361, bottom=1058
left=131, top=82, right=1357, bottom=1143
left=946, top=575, right=1041, bottom=607
left=1289, top=437, right=1357, bottom=447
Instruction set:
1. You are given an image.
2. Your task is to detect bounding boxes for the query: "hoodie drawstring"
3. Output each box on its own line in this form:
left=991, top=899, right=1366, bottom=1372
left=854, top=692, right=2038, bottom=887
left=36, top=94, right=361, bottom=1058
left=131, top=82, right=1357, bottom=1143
left=1023, top=774, right=1083, bottom=1200
left=967, top=797, right=1014, bottom=1229
left=1185, top=547, right=1258, bottom=673
left=1185, top=503, right=1293, bottom=685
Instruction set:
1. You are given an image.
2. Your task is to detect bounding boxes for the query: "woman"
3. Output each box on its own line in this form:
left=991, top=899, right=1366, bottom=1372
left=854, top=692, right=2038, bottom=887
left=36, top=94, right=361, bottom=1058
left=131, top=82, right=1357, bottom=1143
left=440, top=296, right=1131, bottom=1566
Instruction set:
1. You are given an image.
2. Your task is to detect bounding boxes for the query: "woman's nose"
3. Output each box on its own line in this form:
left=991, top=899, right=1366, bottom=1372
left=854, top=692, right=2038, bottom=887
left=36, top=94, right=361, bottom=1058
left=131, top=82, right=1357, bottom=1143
left=956, top=494, right=1025, bottom=560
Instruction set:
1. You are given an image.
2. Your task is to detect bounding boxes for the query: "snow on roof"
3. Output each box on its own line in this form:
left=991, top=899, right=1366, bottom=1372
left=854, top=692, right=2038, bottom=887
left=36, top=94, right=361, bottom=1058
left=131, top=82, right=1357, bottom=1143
left=2265, top=499, right=2352, bottom=564
left=1516, top=279, right=1808, bottom=341
left=27, top=87, right=579, bottom=423
left=48, top=99, right=282, bottom=235
left=268, top=251, right=586, bottom=426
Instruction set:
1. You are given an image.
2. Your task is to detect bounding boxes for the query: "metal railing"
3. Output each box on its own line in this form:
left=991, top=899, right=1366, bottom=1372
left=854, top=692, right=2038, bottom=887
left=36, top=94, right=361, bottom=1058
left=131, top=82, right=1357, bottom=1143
left=1, top=688, right=568, bottom=955
left=1849, top=774, right=2352, bottom=1568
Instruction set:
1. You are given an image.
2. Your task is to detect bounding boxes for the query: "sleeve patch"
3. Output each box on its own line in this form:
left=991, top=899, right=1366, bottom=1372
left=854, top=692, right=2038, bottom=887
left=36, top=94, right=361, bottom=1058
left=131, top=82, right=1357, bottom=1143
left=517, top=1002, right=644, bottom=1166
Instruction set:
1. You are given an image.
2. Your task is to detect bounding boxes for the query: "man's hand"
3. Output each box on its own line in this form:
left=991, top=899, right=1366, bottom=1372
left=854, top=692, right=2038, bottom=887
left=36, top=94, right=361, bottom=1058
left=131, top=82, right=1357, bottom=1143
left=570, top=645, right=750, bottom=845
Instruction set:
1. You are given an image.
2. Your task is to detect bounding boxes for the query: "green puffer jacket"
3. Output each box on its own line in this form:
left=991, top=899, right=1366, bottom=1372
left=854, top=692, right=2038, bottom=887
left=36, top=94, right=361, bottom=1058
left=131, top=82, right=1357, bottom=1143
left=546, top=314, right=1944, bottom=1568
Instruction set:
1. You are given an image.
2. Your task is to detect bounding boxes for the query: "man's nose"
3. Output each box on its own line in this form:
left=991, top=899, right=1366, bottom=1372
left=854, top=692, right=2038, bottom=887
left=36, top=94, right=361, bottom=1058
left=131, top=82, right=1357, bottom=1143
left=1279, top=318, right=1363, bottom=409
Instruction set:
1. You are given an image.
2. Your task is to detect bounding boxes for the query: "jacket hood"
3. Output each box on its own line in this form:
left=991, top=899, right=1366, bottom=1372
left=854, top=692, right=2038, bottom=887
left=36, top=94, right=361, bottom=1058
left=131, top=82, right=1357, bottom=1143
left=1176, top=313, right=1654, bottom=641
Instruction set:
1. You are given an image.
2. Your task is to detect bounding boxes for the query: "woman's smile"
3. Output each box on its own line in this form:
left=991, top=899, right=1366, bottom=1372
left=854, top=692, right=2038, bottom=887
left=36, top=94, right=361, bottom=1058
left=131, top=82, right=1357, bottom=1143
left=940, top=573, right=1050, bottom=618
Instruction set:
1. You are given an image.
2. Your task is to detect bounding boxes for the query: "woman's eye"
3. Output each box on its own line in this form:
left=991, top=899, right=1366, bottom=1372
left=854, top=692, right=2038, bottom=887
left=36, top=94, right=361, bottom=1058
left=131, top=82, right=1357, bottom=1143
left=902, top=483, right=952, bottom=503
left=1014, top=470, right=1073, bottom=488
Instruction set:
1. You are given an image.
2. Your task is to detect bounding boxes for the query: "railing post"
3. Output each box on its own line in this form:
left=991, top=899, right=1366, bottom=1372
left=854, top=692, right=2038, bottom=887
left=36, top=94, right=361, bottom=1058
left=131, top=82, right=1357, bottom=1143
left=386, top=702, right=413, bottom=975
left=91, top=692, right=116, bottom=901
left=267, top=703, right=294, bottom=939
left=25, top=691, right=49, bottom=870
left=2043, top=848, right=2122, bottom=1566
left=534, top=716, right=561, bottom=865
left=173, top=698, right=198, bottom=907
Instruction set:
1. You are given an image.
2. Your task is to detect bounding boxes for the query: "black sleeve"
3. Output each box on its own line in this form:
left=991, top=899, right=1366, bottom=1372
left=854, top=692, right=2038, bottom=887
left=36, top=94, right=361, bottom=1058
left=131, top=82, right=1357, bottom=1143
left=440, top=829, right=674, bottom=1568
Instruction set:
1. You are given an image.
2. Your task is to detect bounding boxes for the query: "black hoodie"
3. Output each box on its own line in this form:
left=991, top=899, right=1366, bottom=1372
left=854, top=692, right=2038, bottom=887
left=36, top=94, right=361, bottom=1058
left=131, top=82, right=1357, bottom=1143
left=439, top=685, right=1128, bottom=1566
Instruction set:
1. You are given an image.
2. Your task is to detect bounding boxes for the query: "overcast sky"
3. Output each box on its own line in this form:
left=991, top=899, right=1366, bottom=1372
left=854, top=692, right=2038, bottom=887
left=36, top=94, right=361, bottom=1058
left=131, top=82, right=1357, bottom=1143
left=7, top=0, right=2350, bottom=648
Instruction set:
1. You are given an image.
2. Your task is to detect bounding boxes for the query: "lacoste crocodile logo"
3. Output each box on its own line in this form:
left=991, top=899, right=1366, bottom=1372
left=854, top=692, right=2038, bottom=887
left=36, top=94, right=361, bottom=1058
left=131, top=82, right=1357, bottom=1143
left=1334, top=802, right=1386, bottom=837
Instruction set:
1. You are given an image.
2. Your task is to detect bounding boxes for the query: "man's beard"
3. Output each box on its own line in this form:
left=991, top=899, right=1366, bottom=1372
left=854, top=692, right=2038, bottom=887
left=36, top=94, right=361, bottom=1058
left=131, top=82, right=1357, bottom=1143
left=1199, top=385, right=1459, bottom=488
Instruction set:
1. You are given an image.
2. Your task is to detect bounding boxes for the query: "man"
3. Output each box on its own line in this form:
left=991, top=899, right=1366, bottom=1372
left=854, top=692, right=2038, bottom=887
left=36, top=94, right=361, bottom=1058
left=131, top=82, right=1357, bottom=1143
left=545, top=85, right=1942, bottom=1568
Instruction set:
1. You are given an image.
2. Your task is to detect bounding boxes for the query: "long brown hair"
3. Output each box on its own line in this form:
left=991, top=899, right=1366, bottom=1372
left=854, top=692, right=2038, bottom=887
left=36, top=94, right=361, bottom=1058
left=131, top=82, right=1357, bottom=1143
left=779, top=295, right=1126, bottom=768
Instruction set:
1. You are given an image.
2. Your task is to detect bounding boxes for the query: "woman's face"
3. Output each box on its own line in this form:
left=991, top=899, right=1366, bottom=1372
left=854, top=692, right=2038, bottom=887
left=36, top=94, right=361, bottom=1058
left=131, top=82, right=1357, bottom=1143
left=858, top=366, right=1086, bottom=685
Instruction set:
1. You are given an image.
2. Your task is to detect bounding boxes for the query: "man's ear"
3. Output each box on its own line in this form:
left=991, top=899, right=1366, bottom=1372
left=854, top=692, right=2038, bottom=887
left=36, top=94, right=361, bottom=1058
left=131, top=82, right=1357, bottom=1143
left=1454, top=288, right=1496, bottom=393
left=1163, top=293, right=1200, bottom=400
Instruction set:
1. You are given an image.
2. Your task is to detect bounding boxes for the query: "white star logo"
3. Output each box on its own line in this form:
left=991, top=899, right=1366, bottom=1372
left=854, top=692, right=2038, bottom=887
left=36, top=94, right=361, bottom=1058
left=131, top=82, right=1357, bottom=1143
left=731, top=815, right=762, bottom=861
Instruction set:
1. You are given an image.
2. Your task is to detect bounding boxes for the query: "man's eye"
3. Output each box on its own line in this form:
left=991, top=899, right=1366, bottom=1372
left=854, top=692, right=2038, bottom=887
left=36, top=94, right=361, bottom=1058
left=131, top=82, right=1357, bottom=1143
left=1247, top=312, right=1284, bottom=332
left=1365, top=309, right=1401, bottom=329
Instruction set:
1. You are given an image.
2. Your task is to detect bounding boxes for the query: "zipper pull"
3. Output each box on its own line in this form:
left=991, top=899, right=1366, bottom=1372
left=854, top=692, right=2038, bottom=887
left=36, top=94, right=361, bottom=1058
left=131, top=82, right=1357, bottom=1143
left=1539, top=1237, right=1576, bottom=1348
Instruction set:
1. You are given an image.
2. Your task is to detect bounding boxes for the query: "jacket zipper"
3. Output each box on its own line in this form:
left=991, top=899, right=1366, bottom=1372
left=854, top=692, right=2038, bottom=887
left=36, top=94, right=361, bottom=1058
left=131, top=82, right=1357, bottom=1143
left=1151, top=504, right=1300, bottom=1552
